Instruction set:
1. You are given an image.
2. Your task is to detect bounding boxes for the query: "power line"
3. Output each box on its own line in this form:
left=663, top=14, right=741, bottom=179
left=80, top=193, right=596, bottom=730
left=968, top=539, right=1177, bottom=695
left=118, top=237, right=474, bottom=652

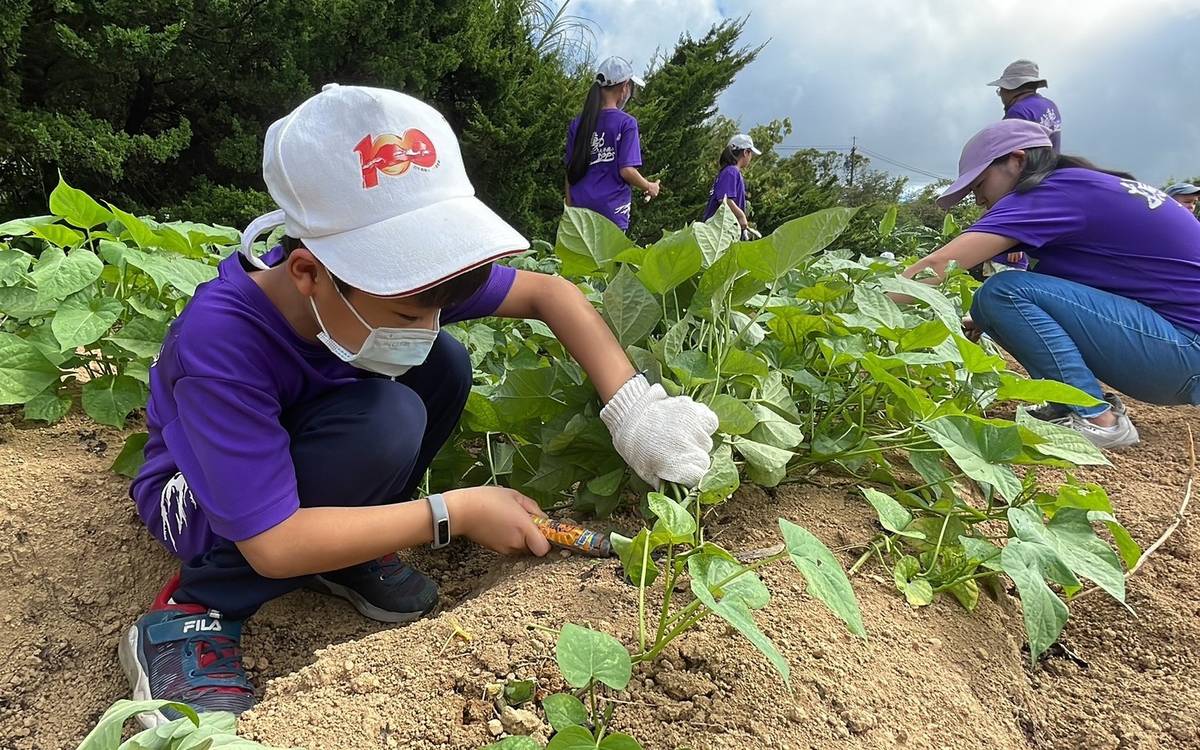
left=855, top=146, right=950, bottom=181
left=768, top=140, right=951, bottom=181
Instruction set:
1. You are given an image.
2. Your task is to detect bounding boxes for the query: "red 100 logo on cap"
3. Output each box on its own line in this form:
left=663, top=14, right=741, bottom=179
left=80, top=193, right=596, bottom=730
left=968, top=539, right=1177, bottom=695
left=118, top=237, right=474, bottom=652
left=354, top=130, right=438, bottom=189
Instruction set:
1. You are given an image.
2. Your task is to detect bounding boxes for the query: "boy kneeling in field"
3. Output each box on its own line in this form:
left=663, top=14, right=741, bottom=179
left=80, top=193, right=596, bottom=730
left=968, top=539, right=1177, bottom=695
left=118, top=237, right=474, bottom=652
left=121, top=84, right=718, bottom=726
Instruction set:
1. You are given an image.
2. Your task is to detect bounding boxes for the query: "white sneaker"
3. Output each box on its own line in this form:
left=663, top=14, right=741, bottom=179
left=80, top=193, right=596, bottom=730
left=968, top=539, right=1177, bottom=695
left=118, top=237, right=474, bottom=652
left=1054, top=410, right=1140, bottom=450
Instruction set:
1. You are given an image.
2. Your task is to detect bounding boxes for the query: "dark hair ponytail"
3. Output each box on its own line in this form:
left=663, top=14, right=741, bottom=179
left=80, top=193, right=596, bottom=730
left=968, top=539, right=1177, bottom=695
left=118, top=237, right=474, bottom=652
left=567, top=83, right=604, bottom=185
left=1011, top=147, right=1136, bottom=193
left=719, top=145, right=742, bottom=168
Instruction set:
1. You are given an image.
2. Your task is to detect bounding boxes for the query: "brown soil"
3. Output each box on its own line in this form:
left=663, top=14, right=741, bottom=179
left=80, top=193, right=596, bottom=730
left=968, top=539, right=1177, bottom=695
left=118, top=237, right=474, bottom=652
left=0, top=400, right=1197, bottom=750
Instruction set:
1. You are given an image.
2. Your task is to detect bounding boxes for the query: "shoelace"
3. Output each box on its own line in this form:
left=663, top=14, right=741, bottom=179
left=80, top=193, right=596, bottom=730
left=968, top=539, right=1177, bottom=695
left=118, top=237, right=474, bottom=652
left=369, top=553, right=412, bottom=581
left=192, top=634, right=249, bottom=682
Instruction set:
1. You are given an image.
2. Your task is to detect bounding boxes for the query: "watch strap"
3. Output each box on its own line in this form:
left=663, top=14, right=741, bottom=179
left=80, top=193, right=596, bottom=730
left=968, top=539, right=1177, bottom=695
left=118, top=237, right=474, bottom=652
left=428, top=493, right=451, bottom=549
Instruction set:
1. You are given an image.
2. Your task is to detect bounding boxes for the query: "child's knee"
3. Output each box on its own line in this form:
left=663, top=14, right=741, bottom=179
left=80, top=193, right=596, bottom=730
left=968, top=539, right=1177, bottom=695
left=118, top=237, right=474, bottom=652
left=970, top=272, right=1025, bottom=329
left=340, top=380, right=428, bottom=473
left=427, top=331, right=471, bottom=385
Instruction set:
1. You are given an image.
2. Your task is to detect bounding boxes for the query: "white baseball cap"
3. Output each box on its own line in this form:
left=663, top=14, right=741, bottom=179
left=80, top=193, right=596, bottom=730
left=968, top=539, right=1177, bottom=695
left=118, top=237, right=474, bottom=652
left=728, top=134, right=762, bottom=155
left=595, top=56, right=645, bottom=88
left=239, top=84, right=529, bottom=297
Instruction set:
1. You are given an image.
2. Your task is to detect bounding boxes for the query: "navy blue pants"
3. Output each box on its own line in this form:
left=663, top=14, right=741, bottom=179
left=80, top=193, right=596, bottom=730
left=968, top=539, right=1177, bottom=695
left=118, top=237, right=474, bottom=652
left=172, top=331, right=471, bottom=618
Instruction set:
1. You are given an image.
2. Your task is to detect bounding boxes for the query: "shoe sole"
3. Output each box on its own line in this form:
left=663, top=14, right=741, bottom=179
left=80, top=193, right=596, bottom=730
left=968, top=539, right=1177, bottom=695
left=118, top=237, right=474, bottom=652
left=117, top=624, right=172, bottom=730
left=310, top=576, right=432, bottom=623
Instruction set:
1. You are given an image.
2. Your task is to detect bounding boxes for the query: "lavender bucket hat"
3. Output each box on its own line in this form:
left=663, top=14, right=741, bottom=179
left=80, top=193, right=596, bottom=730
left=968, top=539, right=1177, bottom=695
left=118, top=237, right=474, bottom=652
left=937, top=120, right=1054, bottom=209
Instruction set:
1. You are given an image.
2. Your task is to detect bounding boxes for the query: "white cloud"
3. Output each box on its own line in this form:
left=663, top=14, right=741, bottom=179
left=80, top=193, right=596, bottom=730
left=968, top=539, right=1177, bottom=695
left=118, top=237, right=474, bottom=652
left=571, top=0, right=1200, bottom=185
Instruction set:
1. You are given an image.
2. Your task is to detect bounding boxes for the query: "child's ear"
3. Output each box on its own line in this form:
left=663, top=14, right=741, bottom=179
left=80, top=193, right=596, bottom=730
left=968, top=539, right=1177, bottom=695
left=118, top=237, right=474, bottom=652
left=286, top=247, right=323, bottom=297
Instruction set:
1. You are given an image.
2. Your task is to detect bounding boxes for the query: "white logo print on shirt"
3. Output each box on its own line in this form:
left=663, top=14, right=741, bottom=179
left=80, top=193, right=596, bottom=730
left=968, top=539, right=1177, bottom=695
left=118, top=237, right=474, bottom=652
left=589, top=132, right=617, bottom=166
left=160, top=472, right=198, bottom=552
left=1120, top=179, right=1168, bottom=210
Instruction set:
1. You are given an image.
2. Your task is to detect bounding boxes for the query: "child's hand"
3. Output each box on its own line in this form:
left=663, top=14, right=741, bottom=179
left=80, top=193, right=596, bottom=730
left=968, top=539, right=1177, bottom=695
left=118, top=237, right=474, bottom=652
left=644, top=181, right=661, bottom=200
left=443, top=487, right=551, bottom=557
left=962, top=315, right=983, bottom=343
left=600, top=375, right=719, bottom=488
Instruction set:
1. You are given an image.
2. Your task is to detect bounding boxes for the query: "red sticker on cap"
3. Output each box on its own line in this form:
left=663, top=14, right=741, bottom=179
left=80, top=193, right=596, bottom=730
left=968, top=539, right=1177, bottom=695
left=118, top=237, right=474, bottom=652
left=354, top=130, right=438, bottom=189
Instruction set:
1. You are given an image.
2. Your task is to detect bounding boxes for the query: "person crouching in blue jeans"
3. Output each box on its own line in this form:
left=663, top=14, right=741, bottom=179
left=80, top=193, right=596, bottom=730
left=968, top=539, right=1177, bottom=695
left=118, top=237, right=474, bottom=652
left=120, top=84, right=719, bottom=728
left=891, top=119, right=1200, bottom=450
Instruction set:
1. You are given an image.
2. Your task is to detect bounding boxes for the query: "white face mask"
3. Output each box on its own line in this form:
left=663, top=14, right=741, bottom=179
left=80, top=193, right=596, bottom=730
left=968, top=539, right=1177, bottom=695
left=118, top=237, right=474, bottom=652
left=310, top=277, right=439, bottom=378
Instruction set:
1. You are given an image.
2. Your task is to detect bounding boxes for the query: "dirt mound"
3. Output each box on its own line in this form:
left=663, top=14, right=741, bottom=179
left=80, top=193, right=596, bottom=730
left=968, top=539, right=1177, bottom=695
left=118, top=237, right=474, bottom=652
left=0, top=401, right=1197, bottom=750
left=238, top=483, right=1035, bottom=750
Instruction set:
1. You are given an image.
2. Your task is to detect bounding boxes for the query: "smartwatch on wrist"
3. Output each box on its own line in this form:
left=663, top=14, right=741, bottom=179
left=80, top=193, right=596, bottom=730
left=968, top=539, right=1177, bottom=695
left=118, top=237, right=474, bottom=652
left=428, top=493, right=451, bottom=549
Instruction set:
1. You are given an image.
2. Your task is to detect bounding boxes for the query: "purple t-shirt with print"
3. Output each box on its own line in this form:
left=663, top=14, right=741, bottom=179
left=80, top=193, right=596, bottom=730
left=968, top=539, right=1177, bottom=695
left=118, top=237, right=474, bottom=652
left=1005, top=93, right=1062, bottom=151
left=130, top=248, right=516, bottom=562
left=703, top=165, right=746, bottom=220
left=966, top=168, right=1200, bottom=333
left=565, top=108, right=642, bottom=230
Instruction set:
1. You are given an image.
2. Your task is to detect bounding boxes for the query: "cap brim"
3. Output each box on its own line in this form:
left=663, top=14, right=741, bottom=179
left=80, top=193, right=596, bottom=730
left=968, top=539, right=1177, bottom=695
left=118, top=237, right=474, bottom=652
left=631, top=75, right=646, bottom=88
left=936, top=162, right=989, bottom=210
left=988, top=76, right=1046, bottom=89
left=750, top=146, right=762, bottom=155
left=303, top=195, right=530, bottom=297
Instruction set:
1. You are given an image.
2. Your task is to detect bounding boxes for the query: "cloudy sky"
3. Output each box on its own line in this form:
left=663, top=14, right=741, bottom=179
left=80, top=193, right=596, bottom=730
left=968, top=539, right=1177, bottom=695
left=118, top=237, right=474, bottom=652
left=571, top=0, right=1200, bottom=188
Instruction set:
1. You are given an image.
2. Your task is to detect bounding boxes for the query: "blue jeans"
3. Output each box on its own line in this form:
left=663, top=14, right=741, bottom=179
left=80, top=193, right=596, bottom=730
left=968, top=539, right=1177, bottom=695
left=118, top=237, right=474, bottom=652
left=172, top=331, right=471, bottom=618
left=971, top=272, right=1200, bottom=417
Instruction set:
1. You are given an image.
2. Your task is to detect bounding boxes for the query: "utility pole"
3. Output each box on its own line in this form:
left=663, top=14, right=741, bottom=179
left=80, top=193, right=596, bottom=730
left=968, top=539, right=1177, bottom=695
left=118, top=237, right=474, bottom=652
left=847, top=136, right=857, bottom=187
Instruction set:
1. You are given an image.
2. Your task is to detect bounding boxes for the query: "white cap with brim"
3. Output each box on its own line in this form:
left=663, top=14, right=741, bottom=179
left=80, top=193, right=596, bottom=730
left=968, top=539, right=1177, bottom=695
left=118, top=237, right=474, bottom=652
left=1166, top=183, right=1200, bottom=197
left=596, top=56, right=645, bottom=88
left=728, top=134, right=762, bottom=155
left=239, top=84, right=528, bottom=297
left=937, top=119, right=1054, bottom=210
left=987, top=59, right=1047, bottom=90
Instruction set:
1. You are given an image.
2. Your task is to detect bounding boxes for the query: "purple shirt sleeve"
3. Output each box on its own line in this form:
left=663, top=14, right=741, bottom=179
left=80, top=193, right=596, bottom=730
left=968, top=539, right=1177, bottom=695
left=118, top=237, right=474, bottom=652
left=617, top=117, right=642, bottom=169
left=170, top=375, right=300, bottom=542
left=717, top=168, right=745, bottom=206
left=441, top=263, right=517, bottom=324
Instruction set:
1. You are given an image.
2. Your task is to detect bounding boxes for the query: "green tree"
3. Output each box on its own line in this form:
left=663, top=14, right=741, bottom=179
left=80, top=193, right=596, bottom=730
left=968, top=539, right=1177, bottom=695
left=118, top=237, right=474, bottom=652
left=0, top=0, right=587, bottom=237
left=625, top=19, right=763, bottom=243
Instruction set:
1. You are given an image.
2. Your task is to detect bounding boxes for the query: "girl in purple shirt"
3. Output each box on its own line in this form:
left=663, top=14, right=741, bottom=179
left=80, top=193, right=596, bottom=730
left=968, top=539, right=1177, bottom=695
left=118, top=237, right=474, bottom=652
left=894, top=119, right=1200, bottom=450
left=564, top=56, right=659, bottom=231
left=703, top=133, right=760, bottom=239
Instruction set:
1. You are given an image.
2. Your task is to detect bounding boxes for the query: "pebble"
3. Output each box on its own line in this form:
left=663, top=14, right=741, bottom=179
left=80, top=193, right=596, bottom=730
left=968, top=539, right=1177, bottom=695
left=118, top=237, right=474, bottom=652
left=487, top=719, right=504, bottom=736
left=499, top=705, right=545, bottom=736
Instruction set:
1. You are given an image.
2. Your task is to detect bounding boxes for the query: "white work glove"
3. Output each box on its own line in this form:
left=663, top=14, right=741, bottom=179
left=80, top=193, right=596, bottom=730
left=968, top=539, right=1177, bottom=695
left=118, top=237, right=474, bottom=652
left=600, top=375, right=719, bottom=488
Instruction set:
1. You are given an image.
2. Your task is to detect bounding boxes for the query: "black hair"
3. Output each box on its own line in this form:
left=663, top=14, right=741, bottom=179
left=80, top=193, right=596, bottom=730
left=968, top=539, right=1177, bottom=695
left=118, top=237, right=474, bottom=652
left=720, top=145, right=748, bottom=169
left=567, top=80, right=627, bottom=185
left=1005, top=148, right=1136, bottom=194
left=280, top=236, right=491, bottom=307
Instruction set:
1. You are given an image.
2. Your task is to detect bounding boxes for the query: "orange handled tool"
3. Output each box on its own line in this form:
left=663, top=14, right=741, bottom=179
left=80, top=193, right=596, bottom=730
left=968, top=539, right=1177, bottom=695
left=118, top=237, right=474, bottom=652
left=532, top=516, right=613, bottom=558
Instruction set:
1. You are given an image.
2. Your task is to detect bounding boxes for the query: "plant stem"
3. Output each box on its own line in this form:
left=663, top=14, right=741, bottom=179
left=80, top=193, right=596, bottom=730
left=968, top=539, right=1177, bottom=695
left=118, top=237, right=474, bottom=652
left=849, top=536, right=883, bottom=575
left=485, top=433, right=498, bottom=486
left=637, top=531, right=650, bottom=653
left=654, top=542, right=675, bottom=648
left=589, top=682, right=599, bottom=735
left=931, top=570, right=997, bottom=594
left=923, top=512, right=952, bottom=575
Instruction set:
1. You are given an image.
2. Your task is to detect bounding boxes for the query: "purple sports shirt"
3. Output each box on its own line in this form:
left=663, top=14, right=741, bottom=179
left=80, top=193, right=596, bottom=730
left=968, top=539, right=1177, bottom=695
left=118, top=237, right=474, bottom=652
left=703, top=165, right=746, bottom=220
left=967, top=169, right=1200, bottom=334
left=565, top=108, right=643, bottom=230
